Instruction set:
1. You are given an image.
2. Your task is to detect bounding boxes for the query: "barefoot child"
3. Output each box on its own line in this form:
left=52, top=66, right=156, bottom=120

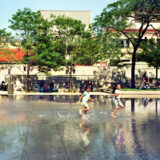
left=111, top=84, right=124, bottom=118
left=78, top=87, right=94, bottom=118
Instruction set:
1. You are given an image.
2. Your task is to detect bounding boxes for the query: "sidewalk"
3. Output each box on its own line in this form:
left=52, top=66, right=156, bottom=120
left=0, top=91, right=110, bottom=96
left=1, top=91, right=160, bottom=98
left=121, top=91, right=160, bottom=98
left=121, top=91, right=160, bottom=95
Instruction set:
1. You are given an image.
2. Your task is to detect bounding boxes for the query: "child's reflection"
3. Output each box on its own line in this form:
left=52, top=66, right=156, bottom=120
left=113, top=119, right=125, bottom=151
left=142, top=98, right=152, bottom=107
left=78, top=119, right=93, bottom=151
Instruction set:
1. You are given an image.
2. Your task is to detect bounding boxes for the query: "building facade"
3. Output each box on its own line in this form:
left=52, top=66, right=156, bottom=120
left=40, top=10, right=91, bottom=28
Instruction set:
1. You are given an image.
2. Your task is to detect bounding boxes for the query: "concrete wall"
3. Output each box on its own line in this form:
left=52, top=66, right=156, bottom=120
left=0, top=63, right=159, bottom=91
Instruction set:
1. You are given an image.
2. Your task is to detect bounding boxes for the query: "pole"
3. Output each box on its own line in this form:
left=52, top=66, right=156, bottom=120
left=69, top=64, right=72, bottom=92
left=26, top=63, right=30, bottom=92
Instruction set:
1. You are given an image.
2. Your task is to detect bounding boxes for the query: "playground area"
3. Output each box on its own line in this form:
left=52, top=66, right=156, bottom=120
left=0, top=95, right=159, bottom=160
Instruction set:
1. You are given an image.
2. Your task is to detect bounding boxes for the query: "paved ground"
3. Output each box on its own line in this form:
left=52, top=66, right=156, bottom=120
left=0, top=96, right=160, bottom=160
left=0, top=91, right=110, bottom=96
left=1, top=90, right=160, bottom=98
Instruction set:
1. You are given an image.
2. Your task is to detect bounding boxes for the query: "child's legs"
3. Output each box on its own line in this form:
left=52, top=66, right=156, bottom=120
left=112, top=105, right=124, bottom=116
left=119, top=105, right=124, bottom=108
left=81, top=102, right=90, bottom=115
left=112, top=107, right=120, bottom=114
left=118, top=100, right=124, bottom=108
left=82, top=107, right=90, bottom=114
left=112, top=99, right=124, bottom=116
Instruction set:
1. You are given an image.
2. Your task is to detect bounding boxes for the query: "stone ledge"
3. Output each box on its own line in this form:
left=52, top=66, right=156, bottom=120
left=121, top=91, right=160, bottom=95
left=1, top=91, right=160, bottom=98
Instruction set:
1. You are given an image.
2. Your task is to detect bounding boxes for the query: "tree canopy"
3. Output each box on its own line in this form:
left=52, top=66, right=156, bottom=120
left=138, top=39, right=160, bottom=79
left=94, top=0, right=160, bottom=88
left=35, top=15, right=104, bottom=70
left=9, top=8, right=48, bottom=91
left=0, top=28, right=15, bottom=63
left=8, top=8, right=104, bottom=91
left=0, top=28, right=13, bottom=48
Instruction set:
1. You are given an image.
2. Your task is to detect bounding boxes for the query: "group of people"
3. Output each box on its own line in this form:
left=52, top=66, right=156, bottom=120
left=80, top=81, right=93, bottom=93
left=140, top=76, right=151, bottom=89
left=78, top=83, right=124, bottom=119
left=39, top=80, right=55, bottom=92
left=0, top=81, right=8, bottom=91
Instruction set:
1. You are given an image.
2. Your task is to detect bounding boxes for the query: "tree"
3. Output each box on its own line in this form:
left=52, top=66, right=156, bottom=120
left=0, top=28, right=17, bottom=81
left=9, top=8, right=49, bottom=92
left=36, top=15, right=103, bottom=92
left=0, top=28, right=15, bottom=62
left=139, top=39, right=160, bottom=80
left=33, top=17, right=65, bottom=72
left=94, top=0, right=160, bottom=88
left=0, top=28, right=13, bottom=48
left=72, top=37, right=103, bottom=65
left=9, top=9, right=104, bottom=92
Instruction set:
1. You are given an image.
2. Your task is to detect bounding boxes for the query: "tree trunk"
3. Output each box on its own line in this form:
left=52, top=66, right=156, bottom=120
left=69, top=65, right=72, bottom=92
left=131, top=47, right=138, bottom=88
left=26, top=63, right=30, bottom=92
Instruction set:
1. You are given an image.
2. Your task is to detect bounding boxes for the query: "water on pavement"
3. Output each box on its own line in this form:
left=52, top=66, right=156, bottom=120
left=0, top=95, right=159, bottom=160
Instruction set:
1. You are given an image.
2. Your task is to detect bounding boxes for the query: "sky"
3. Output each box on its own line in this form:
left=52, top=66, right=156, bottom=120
left=0, top=0, right=116, bottom=32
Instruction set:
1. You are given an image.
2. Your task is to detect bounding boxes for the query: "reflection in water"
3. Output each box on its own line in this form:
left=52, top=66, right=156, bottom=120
left=37, top=95, right=55, bottom=101
left=0, top=96, right=159, bottom=160
left=78, top=119, right=93, bottom=151
left=155, top=99, right=158, bottom=117
left=131, top=98, right=135, bottom=113
left=113, top=119, right=125, bottom=151
left=131, top=118, right=149, bottom=160
left=142, top=98, right=152, bottom=107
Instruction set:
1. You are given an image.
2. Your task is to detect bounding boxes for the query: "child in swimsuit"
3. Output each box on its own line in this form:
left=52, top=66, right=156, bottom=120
left=78, top=87, right=94, bottom=118
left=111, top=84, right=124, bottom=118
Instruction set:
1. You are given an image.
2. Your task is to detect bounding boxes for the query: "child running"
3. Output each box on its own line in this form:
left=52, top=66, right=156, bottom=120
left=112, top=84, right=124, bottom=118
left=78, top=87, right=94, bottom=119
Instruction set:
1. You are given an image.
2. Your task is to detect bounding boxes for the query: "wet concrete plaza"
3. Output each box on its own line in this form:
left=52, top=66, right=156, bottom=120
left=0, top=95, right=160, bottom=160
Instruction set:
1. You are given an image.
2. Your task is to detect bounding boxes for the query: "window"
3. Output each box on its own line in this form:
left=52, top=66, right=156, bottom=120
left=125, top=39, right=130, bottom=48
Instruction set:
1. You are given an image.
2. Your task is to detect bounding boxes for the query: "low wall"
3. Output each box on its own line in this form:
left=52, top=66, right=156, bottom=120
left=0, top=63, right=159, bottom=91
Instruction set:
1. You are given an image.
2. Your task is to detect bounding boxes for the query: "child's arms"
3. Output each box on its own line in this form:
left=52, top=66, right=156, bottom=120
left=115, top=90, right=121, bottom=97
left=115, top=92, right=121, bottom=97
left=78, top=94, right=84, bottom=104
left=89, top=97, right=94, bottom=101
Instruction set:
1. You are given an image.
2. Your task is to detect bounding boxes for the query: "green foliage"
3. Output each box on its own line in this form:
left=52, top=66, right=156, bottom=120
left=47, top=15, right=103, bottom=66
left=139, top=39, right=160, bottom=68
left=0, top=28, right=15, bottom=63
left=94, top=0, right=160, bottom=87
left=44, top=72, right=52, bottom=76
left=94, top=0, right=160, bottom=49
left=9, top=8, right=65, bottom=70
left=72, top=37, right=103, bottom=65
left=9, top=8, right=41, bottom=64
left=32, top=17, right=66, bottom=70
left=110, top=59, right=130, bottom=67
left=0, top=28, right=14, bottom=48
left=9, top=8, right=104, bottom=72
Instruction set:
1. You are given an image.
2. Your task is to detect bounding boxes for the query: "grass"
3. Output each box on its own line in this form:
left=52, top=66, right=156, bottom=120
left=121, top=88, right=160, bottom=91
